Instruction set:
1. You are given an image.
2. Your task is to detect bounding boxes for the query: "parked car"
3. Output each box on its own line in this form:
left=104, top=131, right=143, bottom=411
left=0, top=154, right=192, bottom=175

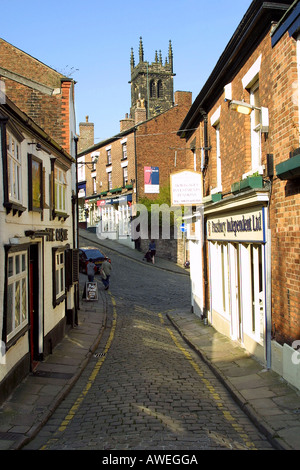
left=79, top=247, right=108, bottom=274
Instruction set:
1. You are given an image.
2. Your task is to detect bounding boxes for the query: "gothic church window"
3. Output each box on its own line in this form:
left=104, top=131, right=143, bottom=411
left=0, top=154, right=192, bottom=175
left=150, top=80, right=156, bottom=98
left=157, top=80, right=163, bottom=98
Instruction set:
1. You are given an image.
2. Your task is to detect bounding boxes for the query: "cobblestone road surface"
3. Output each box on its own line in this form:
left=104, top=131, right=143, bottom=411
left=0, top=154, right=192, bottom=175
left=24, top=243, right=273, bottom=451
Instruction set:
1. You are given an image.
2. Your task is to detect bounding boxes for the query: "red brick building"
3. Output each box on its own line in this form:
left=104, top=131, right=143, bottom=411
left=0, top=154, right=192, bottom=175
left=178, top=0, right=300, bottom=388
left=0, top=38, right=76, bottom=156
left=0, top=39, right=78, bottom=401
left=78, top=91, right=192, bottom=261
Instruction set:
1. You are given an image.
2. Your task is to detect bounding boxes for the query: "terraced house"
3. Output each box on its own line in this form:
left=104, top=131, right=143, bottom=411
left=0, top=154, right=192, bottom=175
left=78, top=39, right=192, bottom=263
left=0, top=40, right=78, bottom=402
left=178, top=0, right=300, bottom=389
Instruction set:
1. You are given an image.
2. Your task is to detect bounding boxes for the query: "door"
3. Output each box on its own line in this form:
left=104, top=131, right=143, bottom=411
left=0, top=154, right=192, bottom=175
left=229, top=243, right=242, bottom=341
left=250, top=244, right=265, bottom=343
left=29, top=244, right=39, bottom=368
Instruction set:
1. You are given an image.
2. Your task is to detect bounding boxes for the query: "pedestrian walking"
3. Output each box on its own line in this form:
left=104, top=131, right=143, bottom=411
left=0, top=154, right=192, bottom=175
left=86, top=259, right=96, bottom=282
left=149, top=240, right=156, bottom=264
left=100, top=259, right=112, bottom=290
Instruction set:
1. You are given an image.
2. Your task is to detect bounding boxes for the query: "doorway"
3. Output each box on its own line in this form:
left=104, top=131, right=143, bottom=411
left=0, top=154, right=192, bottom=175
left=229, top=243, right=242, bottom=341
left=29, top=244, right=40, bottom=369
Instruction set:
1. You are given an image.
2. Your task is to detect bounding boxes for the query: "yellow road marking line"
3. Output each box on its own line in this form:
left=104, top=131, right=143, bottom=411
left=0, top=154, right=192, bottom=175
left=162, top=318, right=256, bottom=450
left=40, top=293, right=117, bottom=450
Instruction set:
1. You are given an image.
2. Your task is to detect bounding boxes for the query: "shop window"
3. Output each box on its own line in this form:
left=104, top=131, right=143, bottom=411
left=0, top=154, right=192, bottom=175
left=250, top=244, right=264, bottom=334
left=6, top=250, right=28, bottom=343
left=210, top=242, right=229, bottom=318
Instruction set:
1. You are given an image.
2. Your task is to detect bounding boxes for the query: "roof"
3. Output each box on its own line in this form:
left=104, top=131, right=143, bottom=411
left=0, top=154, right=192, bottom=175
left=178, top=0, right=293, bottom=138
left=78, top=102, right=183, bottom=157
left=0, top=96, right=74, bottom=163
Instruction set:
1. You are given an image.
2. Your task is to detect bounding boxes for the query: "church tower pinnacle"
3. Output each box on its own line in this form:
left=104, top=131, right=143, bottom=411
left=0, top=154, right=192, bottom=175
left=129, top=37, right=175, bottom=119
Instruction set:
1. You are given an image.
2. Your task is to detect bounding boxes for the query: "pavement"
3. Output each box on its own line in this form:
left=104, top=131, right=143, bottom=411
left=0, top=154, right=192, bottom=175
left=0, top=228, right=299, bottom=451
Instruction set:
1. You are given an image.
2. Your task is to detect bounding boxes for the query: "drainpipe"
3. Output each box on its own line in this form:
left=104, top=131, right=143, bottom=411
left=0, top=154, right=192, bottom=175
left=200, top=108, right=209, bottom=320
left=74, top=136, right=79, bottom=320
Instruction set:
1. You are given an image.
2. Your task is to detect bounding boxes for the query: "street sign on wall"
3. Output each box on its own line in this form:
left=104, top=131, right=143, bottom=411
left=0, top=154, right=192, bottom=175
left=144, top=166, right=159, bottom=193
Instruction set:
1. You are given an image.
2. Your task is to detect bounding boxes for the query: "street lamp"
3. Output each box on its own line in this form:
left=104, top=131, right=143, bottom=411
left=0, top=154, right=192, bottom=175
left=229, top=100, right=269, bottom=133
left=229, top=100, right=254, bottom=115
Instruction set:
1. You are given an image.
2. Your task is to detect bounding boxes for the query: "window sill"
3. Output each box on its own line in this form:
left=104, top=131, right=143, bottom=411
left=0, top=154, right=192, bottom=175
left=53, top=293, right=66, bottom=308
left=53, top=211, right=69, bottom=221
left=210, top=186, right=222, bottom=195
left=6, top=324, right=29, bottom=351
left=242, top=166, right=264, bottom=179
left=4, top=201, right=27, bottom=216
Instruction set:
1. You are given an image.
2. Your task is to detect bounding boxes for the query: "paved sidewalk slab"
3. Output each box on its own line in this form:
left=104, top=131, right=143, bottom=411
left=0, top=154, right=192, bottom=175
left=167, top=310, right=300, bottom=451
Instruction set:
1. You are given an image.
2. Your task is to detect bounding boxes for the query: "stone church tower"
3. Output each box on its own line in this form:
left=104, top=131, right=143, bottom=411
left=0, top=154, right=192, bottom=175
left=129, top=37, right=175, bottom=119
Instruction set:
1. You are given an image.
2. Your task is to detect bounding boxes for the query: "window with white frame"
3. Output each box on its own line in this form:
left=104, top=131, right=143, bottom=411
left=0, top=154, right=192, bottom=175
left=107, top=148, right=112, bottom=165
left=250, top=80, right=261, bottom=171
left=210, top=106, right=222, bottom=192
left=55, top=250, right=65, bottom=300
left=7, top=131, right=22, bottom=203
left=210, top=241, right=229, bottom=318
left=108, top=171, right=112, bottom=190
left=54, top=166, right=67, bottom=213
left=6, top=251, right=28, bottom=341
left=77, top=157, right=85, bottom=182
left=216, top=124, right=222, bottom=189
left=123, top=166, right=128, bottom=187
left=242, top=56, right=262, bottom=175
left=122, top=142, right=127, bottom=160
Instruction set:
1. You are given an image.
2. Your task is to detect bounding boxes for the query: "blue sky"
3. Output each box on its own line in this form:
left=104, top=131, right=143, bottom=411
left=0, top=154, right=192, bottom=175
left=1, top=0, right=251, bottom=142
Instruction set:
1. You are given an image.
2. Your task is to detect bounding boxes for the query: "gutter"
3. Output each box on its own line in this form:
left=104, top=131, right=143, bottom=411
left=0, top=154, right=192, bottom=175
left=0, top=97, right=74, bottom=163
left=178, top=1, right=291, bottom=137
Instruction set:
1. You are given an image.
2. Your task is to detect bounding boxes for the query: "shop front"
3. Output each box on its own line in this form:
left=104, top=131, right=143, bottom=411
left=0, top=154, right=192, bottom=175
left=206, top=199, right=270, bottom=363
left=84, top=193, right=134, bottom=248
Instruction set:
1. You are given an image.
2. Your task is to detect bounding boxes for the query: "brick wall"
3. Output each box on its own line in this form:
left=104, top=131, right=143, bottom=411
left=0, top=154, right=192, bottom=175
left=0, top=39, right=74, bottom=153
left=78, top=117, right=95, bottom=153
left=83, top=132, right=136, bottom=199
left=135, top=91, right=192, bottom=200
left=270, top=31, right=300, bottom=345
left=185, top=29, right=300, bottom=346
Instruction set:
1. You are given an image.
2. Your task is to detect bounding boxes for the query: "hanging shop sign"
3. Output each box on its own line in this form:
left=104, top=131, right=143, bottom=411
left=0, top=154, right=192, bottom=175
left=207, top=207, right=265, bottom=242
left=170, top=170, right=202, bottom=206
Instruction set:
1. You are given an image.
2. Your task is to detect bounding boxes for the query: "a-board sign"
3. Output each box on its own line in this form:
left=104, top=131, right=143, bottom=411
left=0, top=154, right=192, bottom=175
left=86, top=282, right=98, bottom=301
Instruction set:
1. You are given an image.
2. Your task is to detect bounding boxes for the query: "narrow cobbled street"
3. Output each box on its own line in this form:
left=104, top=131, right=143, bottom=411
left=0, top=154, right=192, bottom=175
left=24, top=241, right=273, bottom=451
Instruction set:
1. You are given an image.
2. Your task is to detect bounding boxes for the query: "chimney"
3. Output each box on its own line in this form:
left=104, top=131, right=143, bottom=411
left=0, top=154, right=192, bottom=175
left=174, top=91, right=192, bottom=107
left=78, top=115, right=94, bottom=152
left=120, top=113, right=134, bottom=132
left=135, top=98, right=147, bottom=125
